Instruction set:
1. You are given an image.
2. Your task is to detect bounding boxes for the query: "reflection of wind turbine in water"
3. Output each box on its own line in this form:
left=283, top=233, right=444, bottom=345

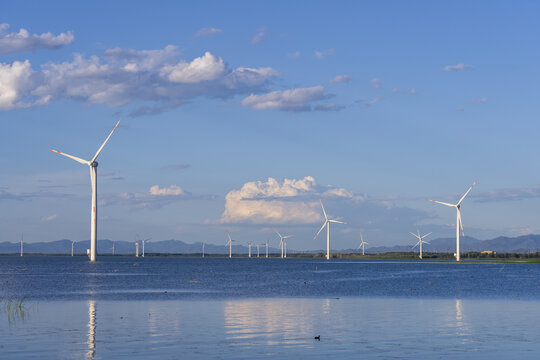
left=276, top=232, right=292, bottom=259
left=410, top=230, right=431, bottom=259
left=357, top=233, right=368, bottom=256
left=314, top=200, right=346, bottom=260
left=225, top=233, right=236, bottom=258
left=50, top=119, right=121, bottom=262
left=428, top=181, right=476, bottom=262
left=87, top=300, right=96, bottom=360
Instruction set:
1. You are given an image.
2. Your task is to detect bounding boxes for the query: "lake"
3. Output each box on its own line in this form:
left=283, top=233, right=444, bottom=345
left=1, top=257, right=539, bottom=359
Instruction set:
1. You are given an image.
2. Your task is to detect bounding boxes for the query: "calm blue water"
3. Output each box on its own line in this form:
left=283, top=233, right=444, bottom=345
left=1, top=257, right=539, bottom=359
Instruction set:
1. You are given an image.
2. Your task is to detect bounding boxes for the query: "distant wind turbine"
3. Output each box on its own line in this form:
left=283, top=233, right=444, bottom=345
left=265, top=240, right=269, bottom=258
left=20, top=233, right=23, bottom=257
left=314, top=200, right=346, bottom=260
left=256, top=244, right=260, bottom=258
left=142, top=238, right=151, bottom=257
left=428, top=181, right=476, bottom=262
left=357, top=233, right=368, bottom=256
left=276, top=232, right=292, bottom=259
left=135, top=241, right=139, bottom=257
left=410, top=230, right=431, bottom=259
left=202, top=242, right=205, bottom=258
left=71, top=240, right=75, bottom=256
left=111, top=242, right=115, bottom=256
left=50, top=118, right=121, bottom=262
left=225, top=233, right=236, bottom=258
left=247, top=242, right=252, bottom=258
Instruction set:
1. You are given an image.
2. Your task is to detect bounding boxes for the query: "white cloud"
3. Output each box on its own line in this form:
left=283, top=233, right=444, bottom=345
left=0, top=60, right=40, bottom=110
left=0, top=47, right=279, bottom=112
left=41, top=214, right=57, bottom=222
left=370, top=78, right=381, bottom=89
left=314, top=48, right=335, bottom=58
left=444, top=63, right=474, bottom=71
left=195, top=27, right=223, bottom=37
left=329, top=75, right=350, bottom=83
left=221, top=176, right=322, bottom=224
left=0, top=23, right=74, bottom=55
left=241, top=86, right=333, bottom=112
left=149, top=185, right=185, bottom=196
left=252, top=27, right=266, bottom=44
left=392, top=88, right=399, bottom=93
left=410, top=88, right=416, bottom=94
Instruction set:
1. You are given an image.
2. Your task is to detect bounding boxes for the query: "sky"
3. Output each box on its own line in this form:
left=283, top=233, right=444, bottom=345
left=2, top=0, right=540, bottom=251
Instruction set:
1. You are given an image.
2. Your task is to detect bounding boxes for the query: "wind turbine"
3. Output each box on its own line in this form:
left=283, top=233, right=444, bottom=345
left=111, top=242, right=115, bottom=256
left=410, top=230, right=431, bottom=259
left=141, top=238, right=151, bottom=257
left=225, top=233, right=236, bottom=258
left=71, top=240, right=75, bottom=256
left=135, top=241, right=139, bottom=257
left=314, top=200, right=346, bottom=260
left=247, top=242, right=252, bottom=258
left=50, top=118, right=121, bottom=262
left=20, top=233, right=23, bottom=257
left=202, top=242, right=205, bottom=258
left=428, top=181, right=476, bottom=262
left=265, top=240, right=269, bottom=258
left=276, top=232, right=292, bottom=259
left=357, top=232, right=368, bottom=256
left=256, top=244, right=260, bottom=258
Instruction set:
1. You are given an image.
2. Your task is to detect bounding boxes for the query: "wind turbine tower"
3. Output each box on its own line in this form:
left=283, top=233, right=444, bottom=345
left=276, top=232, right=292, bottom=259
left=202, top=242, right=205, bottom=258
left=428, top=181, right=476, bottom=262
left=265, top=240, right=269, bottom=258
left=247, top=242, right=252, bottom=258
left=142, top=238, right=151, bottom=257
left=50, top=118, right=121, bottom=262
left=135, top=241, right=139, bottom=257
left=72, top=240, right=75, bottom=256
left=357, top=233, right=369, bottom=256
left=410, top=230, right=431, bottom=259
left=314, top=200, right=346, bottom=260
left=226, top=233, right=236, bottom=258
left=20, top=234, right=23, bottom=257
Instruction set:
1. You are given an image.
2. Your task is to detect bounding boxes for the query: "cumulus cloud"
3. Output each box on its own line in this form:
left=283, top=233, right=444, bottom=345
left=444, top=63, right=474, bottom=71
left=241, top=86, right=334, bottom=112
left=329, top=75, right=350, bottom=83
left=150, top=184, right=185, bottom=196
left=41, top=214, right=57, bottom=222
left=220, top=176, right=364, bottom=224
left=195, top=27, right=223, bottom=37
left=0, top=23, right=74, bottom=55
left=0, top=46, right=279, bottom=112
left=314, top=48, right=335, bottom=58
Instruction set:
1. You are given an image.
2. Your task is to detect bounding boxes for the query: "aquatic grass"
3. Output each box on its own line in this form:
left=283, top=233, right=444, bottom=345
left=1, top=296, right=28, bottom=323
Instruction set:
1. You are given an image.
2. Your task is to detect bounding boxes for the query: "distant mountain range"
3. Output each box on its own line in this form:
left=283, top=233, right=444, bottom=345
left=1, top=234, right=539, bottom=255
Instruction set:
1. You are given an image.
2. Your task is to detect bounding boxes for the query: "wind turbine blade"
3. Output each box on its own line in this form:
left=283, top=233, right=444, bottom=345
left=275, top=231, right=282, bottom=239
left=314, top=221, right=327, bottom=240
left=428, top=199, right=456, bottom=207
left=50, top=149, right=89, bottom=165
left=412, top=242, right=419, bottom=249
left=409, top=232, right=420, bottom=239
left=91, top=118, right=121, bottom=163
left=329, top=220, right=346, bottom=224
left=283, top=235, right=293, bottom=239
left=319, top=199, right=328, bottom=220
left=423, top=232, right=432, bottom=239
left=458, top=210, right=465, bottom=236
left=457, top=181, right=476, bottom=206
left=423, top=240, right=431, bottom=245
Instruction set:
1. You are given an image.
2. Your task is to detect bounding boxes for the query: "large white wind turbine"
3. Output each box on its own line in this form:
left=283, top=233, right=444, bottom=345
left=428, top=181, right=476, bottom=262
left=357, top=233, right=368, bottom=256
left=225, top=233, right=236, bottom=258
left=314, top=200, right=346, bottom=260
left=276, top=232, right=292, bottom=259
left=142, top=238, right=151, bottom=258
left=410, top=230, right=431, bottom=259
left=50, top=119, right=121, bottom=262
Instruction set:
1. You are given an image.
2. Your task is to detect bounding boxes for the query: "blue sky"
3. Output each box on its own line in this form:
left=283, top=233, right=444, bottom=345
left=2, top=1, right=540, bottom=250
